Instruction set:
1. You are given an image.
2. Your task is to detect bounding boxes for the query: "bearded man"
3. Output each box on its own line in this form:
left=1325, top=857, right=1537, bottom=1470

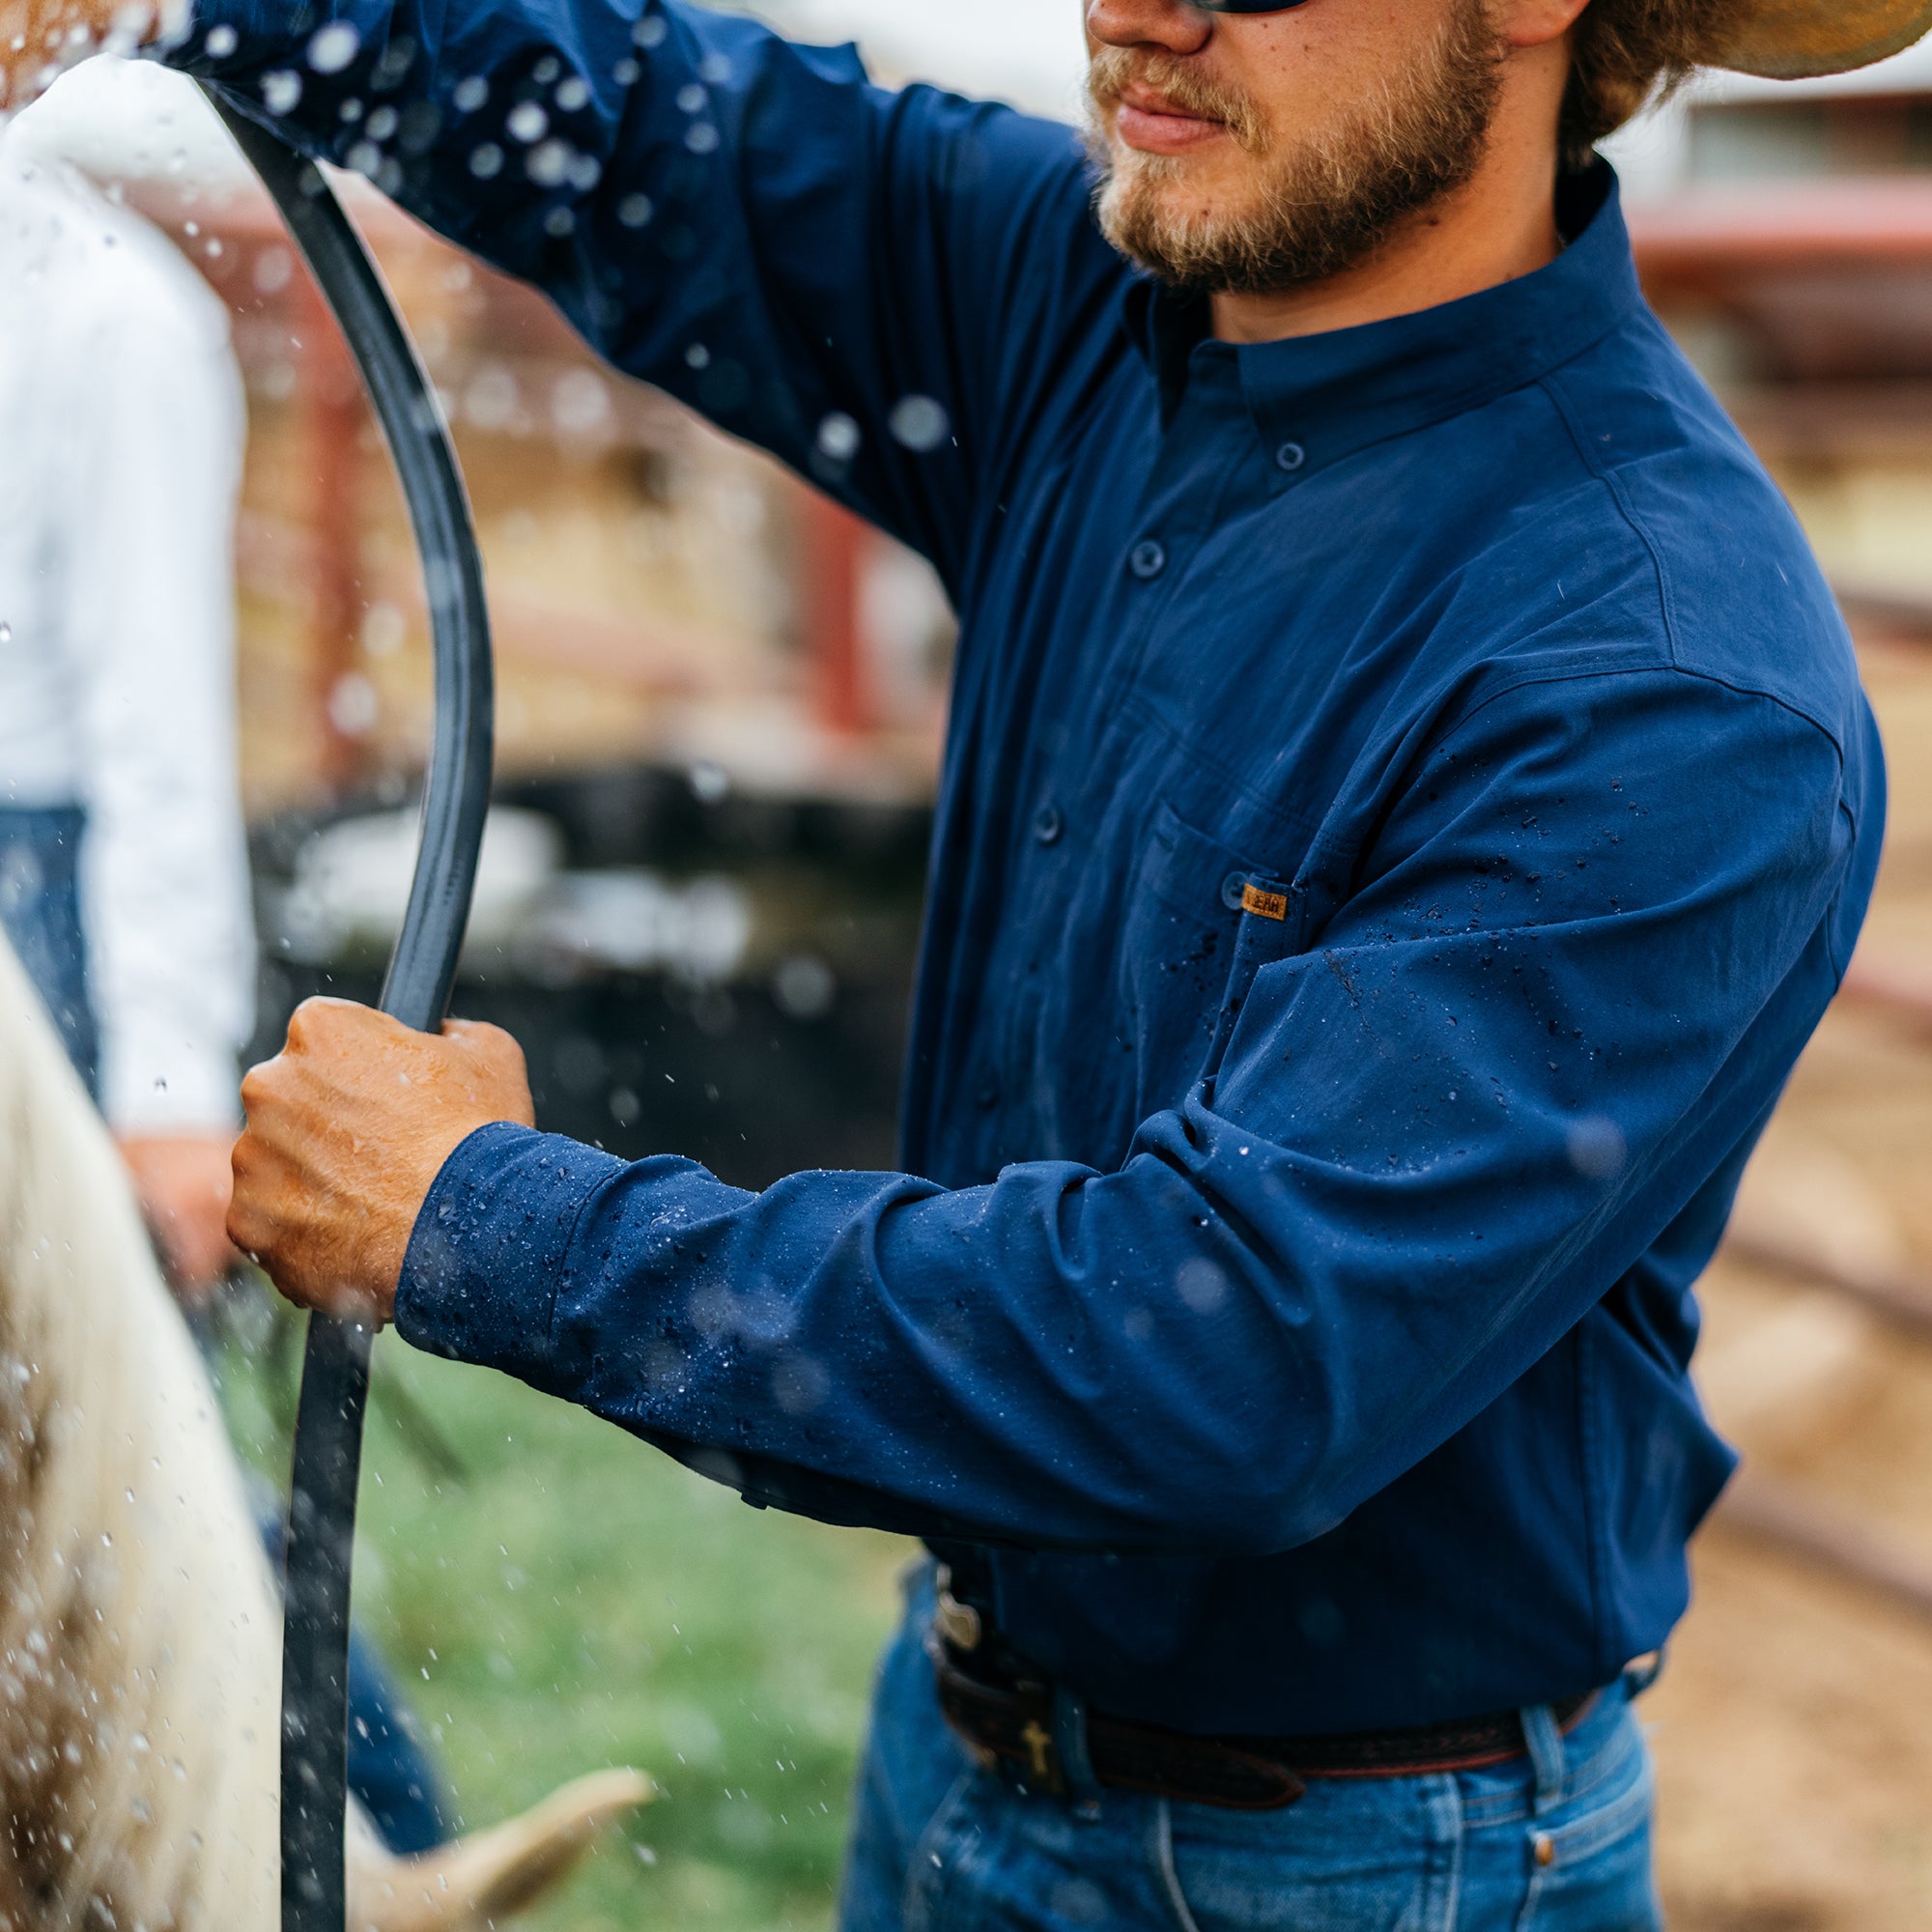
left=14, top=0, right=1905, bottom=1921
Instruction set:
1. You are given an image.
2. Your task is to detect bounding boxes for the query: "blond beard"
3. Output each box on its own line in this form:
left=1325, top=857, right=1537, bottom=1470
left=1087, top=3, right=1509, bottom=297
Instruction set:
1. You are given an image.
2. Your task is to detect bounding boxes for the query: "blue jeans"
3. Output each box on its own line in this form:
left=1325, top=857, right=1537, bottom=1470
left=0, top=805, right=99, bottom=1095
left=0, top=806, right=449, bottom=1855
left=842, top=1571, right=1661, bottom=1932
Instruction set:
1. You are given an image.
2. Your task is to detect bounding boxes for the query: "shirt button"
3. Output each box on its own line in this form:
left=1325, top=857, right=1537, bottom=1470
left=1128, top=539, right=1167, bottom=581
left=1275, top=440, right=1306, bottom=472
left=1220, top=869, right=1248, bottom=911
left=1033, top=804, right=1065, bottom=846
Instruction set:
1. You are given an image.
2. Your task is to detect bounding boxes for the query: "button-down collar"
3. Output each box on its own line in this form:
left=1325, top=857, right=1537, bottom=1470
left=1127, top=163, right=1641, bottom=479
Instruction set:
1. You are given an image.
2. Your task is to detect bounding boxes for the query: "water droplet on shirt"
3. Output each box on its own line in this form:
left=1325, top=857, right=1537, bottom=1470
left=889, top=394, right=950, bottom=452
left=1176, top=1258, right=1228, bottom=1314
left=506, top=99, right=548, bottom=143
left=1566, top=1115, right=1626, bottom=1180
left=453, top=74, right=489, bottom=113
left=526, top=137, right=570, bottom=186
left=816, top=412, right=861, bottom=462
left=306, top=20, right=359, bottom=72
left=617, top=191, right=654, bottom=228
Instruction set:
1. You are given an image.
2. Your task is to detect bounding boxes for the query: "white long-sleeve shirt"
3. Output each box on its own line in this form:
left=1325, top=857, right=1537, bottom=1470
left=0, top=156, right=253, bottom=1132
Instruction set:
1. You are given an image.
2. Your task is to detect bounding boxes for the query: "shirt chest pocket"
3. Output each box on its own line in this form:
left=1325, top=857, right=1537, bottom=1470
left=1118, top=802, right=1307, bottom=1115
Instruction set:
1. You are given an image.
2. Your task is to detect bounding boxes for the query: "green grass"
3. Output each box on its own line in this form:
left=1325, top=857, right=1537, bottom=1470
left=211, top=1305, right=912, bottom=1931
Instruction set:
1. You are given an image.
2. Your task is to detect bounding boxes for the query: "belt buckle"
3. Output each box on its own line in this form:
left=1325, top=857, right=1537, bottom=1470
left=934, top=1583, right=983, bottom=1655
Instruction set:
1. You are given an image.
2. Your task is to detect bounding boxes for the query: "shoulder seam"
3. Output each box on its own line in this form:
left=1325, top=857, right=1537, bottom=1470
left=1537, top=367, right=1683, bottom=671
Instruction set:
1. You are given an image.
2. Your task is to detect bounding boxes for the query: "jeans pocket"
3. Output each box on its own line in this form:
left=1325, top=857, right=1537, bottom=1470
left=1513, top=1748, right=1660, bottom=1932
left=1163, top=1781, right=1462, bottom=1932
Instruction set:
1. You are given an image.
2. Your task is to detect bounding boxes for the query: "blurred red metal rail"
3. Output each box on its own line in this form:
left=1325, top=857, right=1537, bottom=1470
left=1630, top=179, right=1932, bottom=274
left=1724, top=1221, right=1932, bottom=1346
left=1716, top=1468, right=1932, bottom=1623
left=1719, top=953, right=1932, bottom=1336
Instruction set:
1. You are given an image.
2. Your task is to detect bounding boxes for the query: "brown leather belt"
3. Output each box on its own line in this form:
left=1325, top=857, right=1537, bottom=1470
left=930, top=1624, right=1598, bottom=1813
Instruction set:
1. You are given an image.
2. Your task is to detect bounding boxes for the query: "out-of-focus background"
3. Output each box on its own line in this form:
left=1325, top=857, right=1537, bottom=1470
left=14, top=8, right=1932, bottom=1926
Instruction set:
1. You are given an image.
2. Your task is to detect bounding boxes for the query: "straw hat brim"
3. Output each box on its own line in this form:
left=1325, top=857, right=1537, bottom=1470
left=1708, top=0, right=1932, bottom=79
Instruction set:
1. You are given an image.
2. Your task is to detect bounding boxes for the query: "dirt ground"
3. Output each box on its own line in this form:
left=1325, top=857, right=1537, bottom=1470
left=1648, top=632, right=1932, bottom=1930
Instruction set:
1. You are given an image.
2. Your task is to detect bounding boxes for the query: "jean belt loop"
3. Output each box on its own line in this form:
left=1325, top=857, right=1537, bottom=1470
left=1520, top=1704, right=1566, bottom=1815
left=1622, top=1649, right=1664, bottom=1698
left=1051, top=1684, right=1104, bottom=1819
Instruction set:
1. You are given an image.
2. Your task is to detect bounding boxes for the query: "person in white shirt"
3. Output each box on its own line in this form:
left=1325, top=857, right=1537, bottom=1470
left=0, top=150, right=253, bottom=1298
left=0, top=151, right=456, bottom=1852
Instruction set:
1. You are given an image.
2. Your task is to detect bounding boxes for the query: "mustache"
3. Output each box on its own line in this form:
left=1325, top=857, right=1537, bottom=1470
left=1086, top=46, right=1269, bottom=155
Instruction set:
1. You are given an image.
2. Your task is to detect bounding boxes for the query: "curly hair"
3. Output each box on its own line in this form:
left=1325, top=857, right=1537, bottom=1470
left=1561, top=0, right=1752, bottom=168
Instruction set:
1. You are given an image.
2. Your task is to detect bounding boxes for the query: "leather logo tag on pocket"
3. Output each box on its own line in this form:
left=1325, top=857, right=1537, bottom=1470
left=1241, top=883, right=1290, bottom=922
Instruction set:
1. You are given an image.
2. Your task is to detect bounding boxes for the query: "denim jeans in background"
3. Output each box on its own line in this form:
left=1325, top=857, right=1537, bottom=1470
left=0, top=805, right=99, bottom=1096
left=0, top=805, right=449, bottom=1855
left=843, top=1571, right=1661, bottom=1932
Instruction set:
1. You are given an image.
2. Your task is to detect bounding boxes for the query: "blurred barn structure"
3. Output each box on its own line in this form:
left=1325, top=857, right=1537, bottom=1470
left=123, top=174, right=952, bottom=813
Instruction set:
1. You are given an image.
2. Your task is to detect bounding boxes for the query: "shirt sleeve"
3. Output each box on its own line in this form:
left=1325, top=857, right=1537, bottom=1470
left=66, top=258, right=254, bottom=1135
left=174, top=0, right=1120, bottom=592
left=395, top=667, right=1861, bottom=1555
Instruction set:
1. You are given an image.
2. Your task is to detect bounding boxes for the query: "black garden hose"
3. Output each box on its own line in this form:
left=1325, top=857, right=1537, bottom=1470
left=200, top=93, right=496, bottom=1932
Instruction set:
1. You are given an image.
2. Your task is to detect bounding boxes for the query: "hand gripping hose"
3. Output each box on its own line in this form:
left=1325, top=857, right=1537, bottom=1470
left=199, top=94, right=497, bottom=1932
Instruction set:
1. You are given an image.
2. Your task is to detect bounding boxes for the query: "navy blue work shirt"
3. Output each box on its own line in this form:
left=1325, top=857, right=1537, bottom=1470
left=182, top=0, right=1885, bottom=1733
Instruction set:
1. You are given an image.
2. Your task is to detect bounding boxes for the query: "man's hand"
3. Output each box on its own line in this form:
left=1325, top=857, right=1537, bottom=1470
left=228, top=998, right=536, bottom=1325
left=118, top=1132, right=241, bottom=1307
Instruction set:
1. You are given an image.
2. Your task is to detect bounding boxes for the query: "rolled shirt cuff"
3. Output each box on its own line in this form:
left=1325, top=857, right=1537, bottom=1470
left=395, top=1122, right=624, bottom=1378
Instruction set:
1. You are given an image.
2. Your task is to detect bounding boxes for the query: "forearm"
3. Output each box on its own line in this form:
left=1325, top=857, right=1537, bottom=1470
left=396, top=1120, right=1349, bottom=1553
left=392, top=673, right=1858, bottom=1555
left=391, top=1066, right=1666, bottom=1557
